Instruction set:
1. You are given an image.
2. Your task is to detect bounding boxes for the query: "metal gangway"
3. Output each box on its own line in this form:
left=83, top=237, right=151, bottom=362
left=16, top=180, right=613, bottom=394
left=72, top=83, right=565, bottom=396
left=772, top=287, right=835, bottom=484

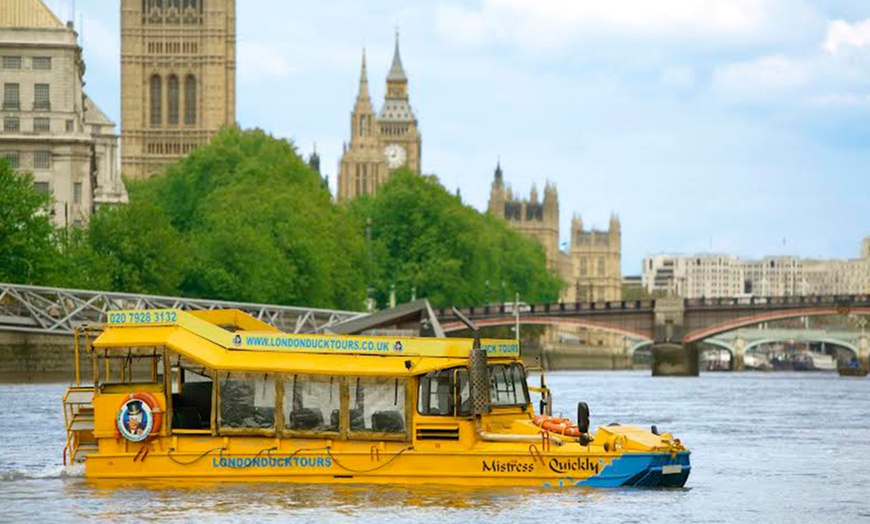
left=0, top=282, right=366, bottom=335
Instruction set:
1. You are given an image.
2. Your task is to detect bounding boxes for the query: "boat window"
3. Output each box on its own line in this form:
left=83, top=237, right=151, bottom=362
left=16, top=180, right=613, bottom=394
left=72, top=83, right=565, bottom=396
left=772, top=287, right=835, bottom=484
left=349, top=377, right=406, bottom=434
left=417, top=369, right=453, bottom=416
left=218, top=373, right=276, bottom=430
left=283, top=374, right=340, bottom=432
left=95, top=347, right=163, bottom=385
left=170, top=361, right=213, bottom=431
left=489, top=363, right=530, bottom=407
left=455, top=369, right=471, bottom=417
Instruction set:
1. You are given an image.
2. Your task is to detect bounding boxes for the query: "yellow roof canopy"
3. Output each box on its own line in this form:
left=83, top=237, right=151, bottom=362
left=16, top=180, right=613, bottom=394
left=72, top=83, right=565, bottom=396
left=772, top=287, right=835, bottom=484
left=93, top=308, right=520, bottom=376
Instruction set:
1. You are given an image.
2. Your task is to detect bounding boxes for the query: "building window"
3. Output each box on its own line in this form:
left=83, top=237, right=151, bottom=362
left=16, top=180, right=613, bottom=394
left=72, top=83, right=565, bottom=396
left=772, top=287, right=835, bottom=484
left=32, top=57, right=52, bottom=70
left=65, top=119, right=74, bottom=132
left=167, top=75, right=179, bottom=125
left=34, top=83, right=50, bottom=110
left=34, top=151, right=52, bottom=170
left=3, top=152, right=20, bottom=169
left=33, top=117, right=50, bottom=132
left=598, top=257, right=605, bottom=276
left=34, top=181, right=50, bottom=194
left=74, top=182, right=82, bottom=204
left=3, top=83, right=20, bottom=110
left=184, top=75, right=196, bottom=125
left=1, top=56, right=21, bottom=69
left=580, top=258, right=588, bottom=276
left=3, top=117, right=19, bottom=132
left=150, top=74, right=162, bottom=127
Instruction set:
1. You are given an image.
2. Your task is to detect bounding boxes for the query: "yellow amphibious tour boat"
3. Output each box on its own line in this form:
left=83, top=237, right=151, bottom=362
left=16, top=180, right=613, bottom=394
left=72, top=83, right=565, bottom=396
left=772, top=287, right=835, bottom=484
left=62, top=308, right=690, bottom=488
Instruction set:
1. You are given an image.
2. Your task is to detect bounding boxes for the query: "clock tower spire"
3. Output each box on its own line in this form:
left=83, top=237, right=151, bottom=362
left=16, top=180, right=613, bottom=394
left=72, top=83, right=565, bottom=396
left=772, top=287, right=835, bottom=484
left=379, top=29, right=421, bottom=174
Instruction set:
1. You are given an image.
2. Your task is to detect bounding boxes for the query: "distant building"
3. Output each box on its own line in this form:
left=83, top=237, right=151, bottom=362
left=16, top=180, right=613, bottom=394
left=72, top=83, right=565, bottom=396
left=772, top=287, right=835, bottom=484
left=0, top=0, right=127, bottom=227
left=487, top=162, right=560, bottom=270
left=120, top=0, right=236, bottom=179
left=642, top=239, right=870, bottom=298
left=337, top=35, right=422, bottom=202
left=563, top=215, right=622, bottom=303
left=486, top=162, right=622, bottom=302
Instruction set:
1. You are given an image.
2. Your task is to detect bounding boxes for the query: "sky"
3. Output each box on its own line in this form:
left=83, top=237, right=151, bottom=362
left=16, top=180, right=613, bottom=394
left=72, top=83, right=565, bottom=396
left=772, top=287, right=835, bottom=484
left=45, top=0, right=870, bottom=274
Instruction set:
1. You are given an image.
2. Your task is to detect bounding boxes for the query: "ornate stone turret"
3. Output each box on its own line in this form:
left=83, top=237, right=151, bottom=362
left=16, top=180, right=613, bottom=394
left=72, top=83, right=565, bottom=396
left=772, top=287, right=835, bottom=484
left=308, top=143, right=321, bottom=174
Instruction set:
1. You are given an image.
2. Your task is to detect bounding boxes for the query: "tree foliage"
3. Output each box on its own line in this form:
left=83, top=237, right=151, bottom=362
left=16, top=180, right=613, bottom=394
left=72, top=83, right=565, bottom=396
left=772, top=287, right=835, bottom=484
left=2, top=129, right=561, bottom=313
left=128, top=127, right=368, bottom=309
left=0, top=161, right=56, bottom=284
left=351, top=169, right=563, bottom=308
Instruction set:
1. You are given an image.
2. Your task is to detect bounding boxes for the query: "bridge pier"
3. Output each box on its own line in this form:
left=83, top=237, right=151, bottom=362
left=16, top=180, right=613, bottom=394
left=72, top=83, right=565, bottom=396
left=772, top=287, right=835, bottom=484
left=858, top=335, right=869, bottom=375
left=732, top=336, right=746, bottom=372
left=651, top=343, right=700, bottom=377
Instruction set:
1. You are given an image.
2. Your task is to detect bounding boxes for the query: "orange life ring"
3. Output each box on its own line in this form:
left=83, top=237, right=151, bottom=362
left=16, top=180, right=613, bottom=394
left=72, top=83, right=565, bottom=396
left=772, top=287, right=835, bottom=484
left=533, top=415, right=582, bottom=437
left=116, top=392, right=163, bottom=442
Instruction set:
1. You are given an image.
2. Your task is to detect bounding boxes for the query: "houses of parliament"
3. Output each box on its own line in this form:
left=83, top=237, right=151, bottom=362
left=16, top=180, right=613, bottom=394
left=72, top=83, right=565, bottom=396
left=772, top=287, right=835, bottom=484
left=337, top=35, right=422, bottom=202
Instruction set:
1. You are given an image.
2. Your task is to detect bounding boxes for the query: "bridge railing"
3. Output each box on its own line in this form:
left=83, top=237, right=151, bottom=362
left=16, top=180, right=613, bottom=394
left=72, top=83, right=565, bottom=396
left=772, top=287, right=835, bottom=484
left=436, top=299, right=657, bottom=319
left=685, top=294, right=870, bottom=309
left=0, top=283, right=366, bottom=335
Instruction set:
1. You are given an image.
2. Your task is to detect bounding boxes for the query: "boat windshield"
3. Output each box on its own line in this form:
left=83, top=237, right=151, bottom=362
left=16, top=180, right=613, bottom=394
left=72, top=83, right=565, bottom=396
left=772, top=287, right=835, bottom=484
left=489, top=363, right=530, bottom=407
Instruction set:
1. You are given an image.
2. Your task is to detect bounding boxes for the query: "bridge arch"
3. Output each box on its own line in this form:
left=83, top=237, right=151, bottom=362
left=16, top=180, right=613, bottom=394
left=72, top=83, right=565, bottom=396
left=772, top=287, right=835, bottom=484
left=683, top=307, right=870, bottom=343
left=441, top=316, right=653, bottom=342
left=743, top=337, right=859, bottom=357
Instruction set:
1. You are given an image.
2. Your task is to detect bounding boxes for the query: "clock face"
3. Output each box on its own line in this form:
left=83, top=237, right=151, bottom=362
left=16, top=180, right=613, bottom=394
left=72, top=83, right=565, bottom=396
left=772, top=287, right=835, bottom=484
left=384, top=143, right=407, bottom=169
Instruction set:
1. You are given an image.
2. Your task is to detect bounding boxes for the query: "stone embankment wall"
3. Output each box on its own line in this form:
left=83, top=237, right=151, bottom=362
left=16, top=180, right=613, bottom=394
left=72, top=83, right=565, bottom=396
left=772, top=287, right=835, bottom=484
left=524, top=344, right=634, bottom=371
left=0, top=332, right=84, bottom=382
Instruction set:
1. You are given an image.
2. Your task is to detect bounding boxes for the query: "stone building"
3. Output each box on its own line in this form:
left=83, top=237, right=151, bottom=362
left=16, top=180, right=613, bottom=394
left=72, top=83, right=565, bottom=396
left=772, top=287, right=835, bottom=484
left=562, top=215, right=623, bottom=303
left=120, top=0, right=236, bottom=179
left=487, top=162, right=622, bottom=302
left=642, top=239, right=870, bottom=298
left=487, top=162, right=560, bottom=270
left=337, top=35, right=421, bottom=202
left=0, top=0, right=127, bottom=227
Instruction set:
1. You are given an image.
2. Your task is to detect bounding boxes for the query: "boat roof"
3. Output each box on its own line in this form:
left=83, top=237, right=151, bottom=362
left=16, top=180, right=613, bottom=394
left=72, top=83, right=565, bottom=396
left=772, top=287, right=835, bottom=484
left=92, top=309, right=520, bottom=377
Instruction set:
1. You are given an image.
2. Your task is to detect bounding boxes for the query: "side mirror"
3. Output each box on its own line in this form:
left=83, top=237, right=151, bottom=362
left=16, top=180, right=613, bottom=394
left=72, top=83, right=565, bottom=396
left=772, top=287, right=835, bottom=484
left=576, top=401, right=590, bottom=434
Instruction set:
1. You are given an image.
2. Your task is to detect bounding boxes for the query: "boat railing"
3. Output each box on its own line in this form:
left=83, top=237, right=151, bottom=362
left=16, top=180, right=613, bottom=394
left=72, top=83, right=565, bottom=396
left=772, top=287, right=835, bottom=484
left=62, top=385, right=96, bottom=465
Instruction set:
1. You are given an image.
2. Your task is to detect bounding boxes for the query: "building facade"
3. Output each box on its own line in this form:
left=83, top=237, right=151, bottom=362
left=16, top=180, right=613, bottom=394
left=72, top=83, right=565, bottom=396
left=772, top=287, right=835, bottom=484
left=487, top=162, right=560, bottom=269
left=120, top=0, right=236, bottom=179
left=1, top=0, right=126, bottom=227
left=642, top=240, right=870, bottom=298
left=337, top=36, right=421, bottom=202
left=486, top=162, right=622, bottom=303
left=562, top=215, right=622, bottom=303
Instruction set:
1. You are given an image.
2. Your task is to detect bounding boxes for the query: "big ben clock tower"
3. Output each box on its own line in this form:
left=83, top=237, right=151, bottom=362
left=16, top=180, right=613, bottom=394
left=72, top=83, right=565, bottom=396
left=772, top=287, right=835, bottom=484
left=337, top=33, right=421, bottom=202
left=378, top=32, right=421, bottom=174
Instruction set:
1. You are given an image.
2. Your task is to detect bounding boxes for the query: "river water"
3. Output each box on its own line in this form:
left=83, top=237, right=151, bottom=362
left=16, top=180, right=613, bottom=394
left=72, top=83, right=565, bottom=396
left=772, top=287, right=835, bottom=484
left=0, top=371, right=868, bottom=523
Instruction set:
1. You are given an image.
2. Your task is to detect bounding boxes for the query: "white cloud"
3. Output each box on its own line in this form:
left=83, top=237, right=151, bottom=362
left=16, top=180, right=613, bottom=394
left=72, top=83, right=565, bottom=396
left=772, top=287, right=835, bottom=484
left=806, top=93, right=870, bottom=107
left=823, top=19, right=870, bottom=53
left=437, top=0, right=790, bottom=49
left=659, top=67, right=696, bottom=90
left=238, top=42, right=294, bottom=80
left=713, top=55, right=809, bottom=98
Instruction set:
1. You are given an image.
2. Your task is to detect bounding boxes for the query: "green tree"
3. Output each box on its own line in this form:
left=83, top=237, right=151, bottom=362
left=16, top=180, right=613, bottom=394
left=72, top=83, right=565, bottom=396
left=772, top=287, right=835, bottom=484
left=351, top=169, right=563, bottom=308
left=85, top=201, right=187, bottom=295
left=129, top=127, right=368, bottom=309
left=0, top=161, right=56, bottom=284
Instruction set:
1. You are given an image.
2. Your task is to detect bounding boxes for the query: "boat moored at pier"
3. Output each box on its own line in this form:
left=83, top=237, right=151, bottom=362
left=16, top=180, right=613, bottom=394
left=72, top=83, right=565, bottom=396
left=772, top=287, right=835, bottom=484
left=62, top=308, right=690, bottom=488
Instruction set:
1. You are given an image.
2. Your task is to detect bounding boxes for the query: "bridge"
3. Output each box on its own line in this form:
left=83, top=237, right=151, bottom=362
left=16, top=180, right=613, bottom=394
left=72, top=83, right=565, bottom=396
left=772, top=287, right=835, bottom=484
left=1, top=282, right=868, bottom=377
left=0, top=282, right=365, bottom=335
left=436, top=295, right=870, bottom=375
